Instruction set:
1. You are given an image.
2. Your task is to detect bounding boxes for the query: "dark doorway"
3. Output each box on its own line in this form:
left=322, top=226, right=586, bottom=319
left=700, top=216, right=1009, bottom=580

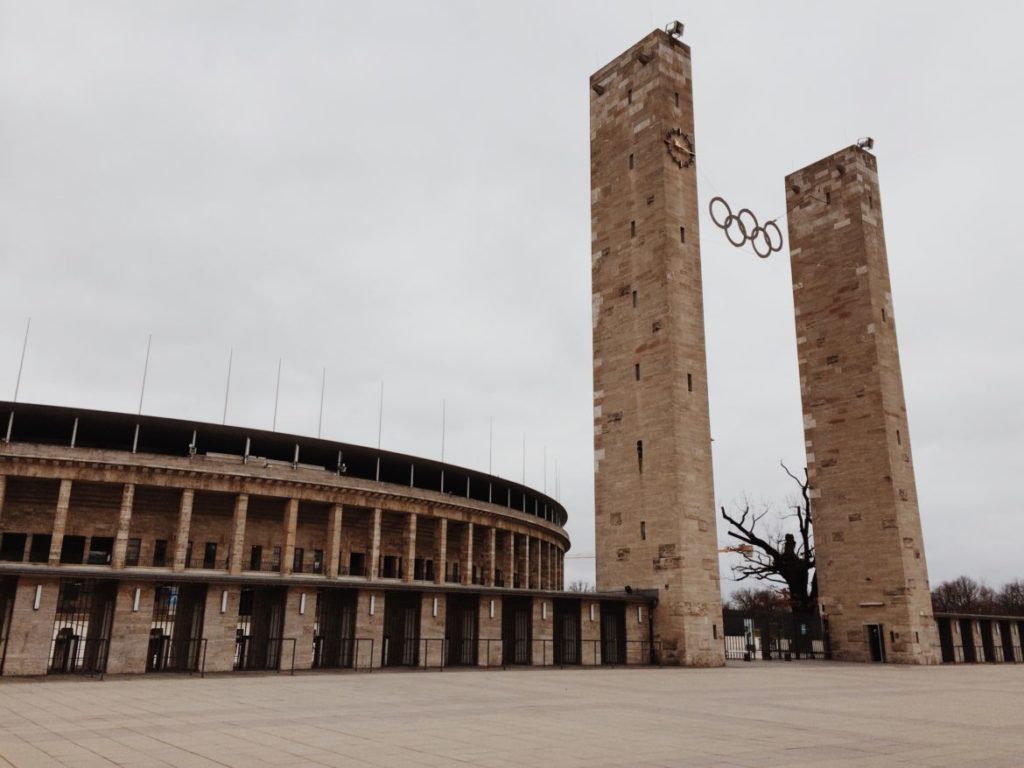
left=959, top=619, right=977, bottom=663
left=600, top=602, right=626, bottom=665
left=446, top=594, right=478, bottom=666
left=866, top=624, right=885, bottom=663
left=502, top=596, right=532, bottom=665
left=235, top=587, right=286, bottom=670
left=998, top=620, right=1015, bottom=664
left=937, top=617, right=955, bottom=663
left=0, top=578, right=16, bottom=674
left=49, top=579, right=116, bottom=674
left=59, top=535, right=86, bottom=565
left=0, top=533, right=26, bottom=562
left=313, top=589, right=357, bottom=669
left=383, top=591, right=420, bottom=667
left=554, top=599, right=581, bottom=665
left=147, top=583, right=206, bottom=672
left=980, top=620, right=996, bottom=662
left=28, top=534, right=51, bottom=563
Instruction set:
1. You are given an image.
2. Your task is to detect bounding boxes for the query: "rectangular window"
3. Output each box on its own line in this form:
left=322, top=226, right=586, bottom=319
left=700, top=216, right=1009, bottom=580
left=153, top=539, right=168, bottom=567
left=825, top=190, right=832, bottom=204
left=869, top=193, right=874, bottom=208
left=630, top=220, right=636, bottom=237
left=313, top=549, right=324, bottom=574
left=125, top=537, right=141, bottom=567
left=0, top=532, right=26, bottom=562
left=627, top=88, right=632, bottom=104
left=882, top=307, right=887, bottom=321
left=86, top=536, right=114, bottom=565
left=687, top=373, right=693, bottom=392
left=628, top=153, right=634, bottom=170
left=28, top=534, right=51, bottom=563
left=680, top=226, right=685, bottom=243
left=896, top=429, right=901, bottom=446
left=634, top=363, right=640, bottom=381
left=713, top=624, right=718, bottom=639
left=674, top=91, right=679, bottom=108
left=293, top=547, right=304, bottom=574
left=270, top=546, right=281, bottom=572
left=636, top=440, right=643, bottom=473
left=632, top=290, right=637, bottom=308
left=249, top=545, right=263, bottom=571
left=203, top=541, right=217, bottom=569
left=349, top=551, right=365, bottom=577
left=640, top=521, right=646, bottom=540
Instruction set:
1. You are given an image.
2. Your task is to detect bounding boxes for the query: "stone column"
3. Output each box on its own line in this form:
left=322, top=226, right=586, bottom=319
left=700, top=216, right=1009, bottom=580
left=582, top=600, right=601, bottom=666
left=111, top=484, right=135, bottom=569
left=106, top=581, right=154, bottom=674
left=326, top=503, right=343, bottom=578
left=522, top=533, right=530, bottom=589
left=48, top=479, right=73, bottom=566
left=420, top=593, right=446, bottom=668
left=486, top=527, right=497, bottom=587
left=532, top=596, right=552, bottom=666
left=228, top=493, right=248, bottom=575
left=172, top=489, right=194, bottom=572
left=282, top=498, right=299, bottom=575
left=435, top=517, right=447, bottom=584
left=479, top=594, right=502, bottom=667
left=534, top=538, right=542, bottom=591
left=202, top=586, right=240, bottom=673
left=505, top=532, right=515, bottom=589
left=3, top=577, right=58, bottom=676
left=404, top=513, right=417, bottom=582
left=369, top=507, right=381, bottom=580
left=462, top=522, right=474, bottom=586
left=354, top=589, right=385, bottom=669
left=0, top=475, right=6, bottom=525
left=281, top=587, right=316, bottom=671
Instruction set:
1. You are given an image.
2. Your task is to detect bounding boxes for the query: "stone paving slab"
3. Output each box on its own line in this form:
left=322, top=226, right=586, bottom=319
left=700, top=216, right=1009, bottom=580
left=0, top=662, right=1021, bottom=767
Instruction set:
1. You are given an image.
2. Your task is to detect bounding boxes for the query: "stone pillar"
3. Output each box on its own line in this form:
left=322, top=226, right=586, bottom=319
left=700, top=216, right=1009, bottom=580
left=420, top=593, right=445, bottom=668
left=626, top=602, right=648, bottom=664
left=462, top=522, right=474, bottom=586
left=369, top=508, right=382, bottom=580
left=282, top=498, right=299, bottom=575
left=228, top=493, right=248, bottom=575
left=435, top=518, right=447, bottom=584
left=111, top=484, right=136, bottom=569
left=523, top=534, right=530, bottom=589
left=582, top=600, right=601, bottom=666
left=0, top=475, right=6, bottom=525
left=202, top=586, right=240, bottom=673
left=3, top=576, right=58, bottom=676
left=326, top=504, right=343, bottom=578
left=47, top=479, right=73, bottom=566
left=404, top=513, right=417, bottom=582
left=532, top=596, right=553, bottom=666
left=534, top=538, right=542, bottom=591
left=505, top=532, right=515, bottom=589
left=486, top=527, right=496, bottom=587
left=172, top=489, right=194, bottom=572
left=479, top=594, right=502, bottom=667
left=354, top=589, right=385, bottom=669
left=281, top=587, right=316, bottom=671
left=106, top=581, right=154, bottom=674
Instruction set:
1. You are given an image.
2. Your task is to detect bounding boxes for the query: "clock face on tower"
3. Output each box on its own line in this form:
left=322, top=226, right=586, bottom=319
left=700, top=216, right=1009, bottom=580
left=664, top=128, right=695, bottom=168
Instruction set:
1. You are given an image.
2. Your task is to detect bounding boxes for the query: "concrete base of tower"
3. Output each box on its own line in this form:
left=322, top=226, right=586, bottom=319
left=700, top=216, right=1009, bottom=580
left=824, top=607, right=942, bottom=664
left=652, top=600, right=726, bottom=668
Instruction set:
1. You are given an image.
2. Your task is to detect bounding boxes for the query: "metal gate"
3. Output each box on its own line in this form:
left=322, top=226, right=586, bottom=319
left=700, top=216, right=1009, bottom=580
left=147, top=583, right=206, bottom=673
left=49, top=579, right=116, bottom=675
left=553, top=599, right=581, bottom=665
left=446, top=594, right=478, bottom=666
left=383, top=591, right=420, bottom=667
left=313, top=588, right=357, bottom=669
left=502, top=597, right=532, bottom=665
left=0, top=577, right=16, bottom=675
left=600, top=602, right=626, bottom=665
left=722, top=609, right=830, bottom=660
left=235, top=587, right=286, bottom=670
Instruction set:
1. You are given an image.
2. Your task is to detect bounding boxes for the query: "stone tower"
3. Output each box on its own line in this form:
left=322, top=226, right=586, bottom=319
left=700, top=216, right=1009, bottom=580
left=786, top=145, right=939, bottom=663
left=590, top=29, right=723, bottom=667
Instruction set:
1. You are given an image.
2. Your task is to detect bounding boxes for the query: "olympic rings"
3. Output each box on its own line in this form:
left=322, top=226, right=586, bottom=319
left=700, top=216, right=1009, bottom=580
left=708, top=196, right=784, bottom=259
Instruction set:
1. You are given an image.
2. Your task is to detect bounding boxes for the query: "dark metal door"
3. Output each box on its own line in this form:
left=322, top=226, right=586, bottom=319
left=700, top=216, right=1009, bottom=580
left=314, top=589, right=357, bottom=669
left=866, top=624, right=885, bottom=662
left=980, top=620, right=996, bottom=662
left=554, top=599, right=581, bottom=665
left=502, top=598, right=531, bottom=665
left=384, top=592, right=420, bottom=667
left=600, top=603, right=626, bottom=664
left=999, top=621, right=1015, bottom=663
left=959, top=619, right=977, bottom=663
left=937, top=618, right=955, bottom=663
left=446, top=595, right=478, bottom=666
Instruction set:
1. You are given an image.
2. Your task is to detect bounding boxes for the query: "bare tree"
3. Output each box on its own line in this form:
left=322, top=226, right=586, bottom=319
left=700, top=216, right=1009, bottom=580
left=997, top=579, right=1024, bottom=615
left=932, top=576, right=996, bottom=614
left=727, top=587, right=788, bottom=612
left=719, top=462, right=816, bottom=614
left=566, top=580, right=595, bottom=593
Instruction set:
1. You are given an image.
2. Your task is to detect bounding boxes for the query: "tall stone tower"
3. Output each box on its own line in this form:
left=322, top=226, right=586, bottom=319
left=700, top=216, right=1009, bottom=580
left=590, top=29, right=723, bottom=667
left=786, top=145, right=939, bottom=663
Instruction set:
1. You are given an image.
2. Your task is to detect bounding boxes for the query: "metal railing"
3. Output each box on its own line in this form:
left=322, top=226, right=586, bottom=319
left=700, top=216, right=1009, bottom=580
left=147, top=637, right=208, bottom=676
left=184, top=557, right=229, bottom=571
left=49, top=637, right=110, bottom=679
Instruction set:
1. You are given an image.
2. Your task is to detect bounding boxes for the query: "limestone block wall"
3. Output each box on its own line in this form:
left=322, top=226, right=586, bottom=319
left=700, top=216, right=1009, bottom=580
left=106, top=581, right=154, bottom=675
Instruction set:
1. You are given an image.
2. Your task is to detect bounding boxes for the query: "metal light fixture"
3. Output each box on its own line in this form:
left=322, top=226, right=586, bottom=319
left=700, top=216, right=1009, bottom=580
left=857, top=136, right=875, bottom=150
left=665, top=20, right=684, bottom=39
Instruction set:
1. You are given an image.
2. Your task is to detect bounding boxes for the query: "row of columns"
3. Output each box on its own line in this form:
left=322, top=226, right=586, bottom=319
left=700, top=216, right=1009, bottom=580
left=6, top=477, right=566, bottom=590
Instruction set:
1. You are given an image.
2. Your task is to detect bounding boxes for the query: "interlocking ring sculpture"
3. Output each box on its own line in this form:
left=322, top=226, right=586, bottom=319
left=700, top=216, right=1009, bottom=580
left=709, top=196, right=783, bottom=259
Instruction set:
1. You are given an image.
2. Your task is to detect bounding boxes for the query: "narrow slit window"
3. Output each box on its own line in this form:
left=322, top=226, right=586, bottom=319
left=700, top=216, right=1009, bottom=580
left=636, top=440, right=643, bottom=473
left=869, top=193, right=874, bottom=208
left=631, top=290, right=637, bottom=308
left=882, top=307, right=887, bottom=321
left=825, top=190, right=832, bottom=204
left=680, top=226, right=685, bottom=243
left=713, top=624, right=718, bottom=639
left=630, top=220, right=636, bottom=238
left=634, top=363, right=640, bottom=381
left=628, top=153, right=634, bottom=170
left=674, top=91, right=679, bottom=108
left=640, top=521, right=646, bottom=540
left=896, top=429, right=901, bottom=446
left=627, top=88, right=632, bottom=104
left=687, top=373, right=693, bottom=392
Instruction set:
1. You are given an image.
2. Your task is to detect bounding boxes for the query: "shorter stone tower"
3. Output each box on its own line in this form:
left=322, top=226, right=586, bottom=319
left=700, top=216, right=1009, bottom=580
left=786, top=145, right=939, bottom=663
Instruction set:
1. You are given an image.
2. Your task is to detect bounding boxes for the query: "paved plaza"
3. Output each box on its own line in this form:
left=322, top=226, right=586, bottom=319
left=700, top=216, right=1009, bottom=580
left=0, top=663, right=1021, bottom=767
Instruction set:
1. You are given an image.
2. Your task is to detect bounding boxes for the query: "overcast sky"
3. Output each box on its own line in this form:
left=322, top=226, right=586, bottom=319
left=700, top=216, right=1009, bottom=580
left=2, top=1, right=1022, bottom=595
